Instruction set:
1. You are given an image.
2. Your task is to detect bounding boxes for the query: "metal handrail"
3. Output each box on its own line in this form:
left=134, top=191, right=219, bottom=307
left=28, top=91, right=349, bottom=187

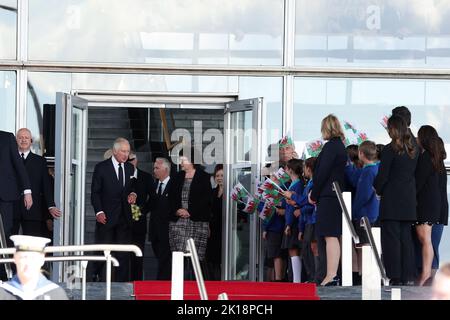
left=0, top=244, right=143, bottom=256
left=0, top=244, right=141, bottom=300
left=0, top=215, right=13, bottom=279
left=0, top=255, right=120, bottom=300
left=0, top=255, right=119, bottom=266
left=185, top=238, right=208, bottom=300
left=332, top=181, right=360, bottom=244
left=360, top=217, right=390, bottom=286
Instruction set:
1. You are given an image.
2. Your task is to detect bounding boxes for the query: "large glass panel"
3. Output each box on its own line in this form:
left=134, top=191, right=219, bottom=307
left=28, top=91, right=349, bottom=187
left=293, top=78, right=450, bottom=166
left=295, top=0, right=450, bottom=67
left=72, top=73, right=238, bottom=93
left=239, top=77, right=283, bottom=166
left=26, top=72, right=72, bottom=155
left=0, top=70, right=16, bottom=133
left=0, top=0, right=16, bottom=59
left=29, top=0, right=284, bottom=65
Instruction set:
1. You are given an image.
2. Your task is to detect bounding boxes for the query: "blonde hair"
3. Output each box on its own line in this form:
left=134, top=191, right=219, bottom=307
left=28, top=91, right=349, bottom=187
left=321, top=114, right=345, bottom=141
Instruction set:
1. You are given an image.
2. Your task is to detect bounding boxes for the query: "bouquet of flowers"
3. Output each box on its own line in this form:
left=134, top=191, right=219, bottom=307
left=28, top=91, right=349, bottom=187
left=131, top=204, right=142, bottom=221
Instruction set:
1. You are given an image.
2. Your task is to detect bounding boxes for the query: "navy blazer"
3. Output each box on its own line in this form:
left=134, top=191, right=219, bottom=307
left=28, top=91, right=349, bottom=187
left=310, top=137, right=347, bottom=201
left=0, top=131, right=31, bottom=201
left=91, top=158, right=135, bottom=229
left=14, top=152, right=54, bottom=221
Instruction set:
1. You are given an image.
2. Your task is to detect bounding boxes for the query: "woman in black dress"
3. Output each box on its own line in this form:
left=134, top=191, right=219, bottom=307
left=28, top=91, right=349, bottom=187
left=415, top=125, right=443, bottom=285
left=309, top=114, right=347, bottom=286
left=374, top=115, right=418, bottom=285
left=206, top=164, right=223, bottom=280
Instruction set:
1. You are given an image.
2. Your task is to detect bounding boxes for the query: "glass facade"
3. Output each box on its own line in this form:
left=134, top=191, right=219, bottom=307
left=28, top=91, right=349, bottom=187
left=0, top=0, right=16, bottom=59
left=295, top=0, right=450, bottom=67
left=1, top=0, right=449, bottom=280
left=28, top=0, right=284, bottom=65
left=0, top=70, right=16, bottom=132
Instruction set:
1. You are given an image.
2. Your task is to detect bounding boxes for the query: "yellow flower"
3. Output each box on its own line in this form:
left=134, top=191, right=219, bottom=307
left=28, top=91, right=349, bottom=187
left=131, top=204, right=142, bottom=221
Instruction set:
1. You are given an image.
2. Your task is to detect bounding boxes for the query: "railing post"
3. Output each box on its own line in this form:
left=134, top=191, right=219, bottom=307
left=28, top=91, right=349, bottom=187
left=362, top=245, right=381, bottom=300
left=81, top=261, right=88, bottom=300
left=105, top=250, right=111, bottom=300
left=186, top=238, right=208, bottom=300
left=171, top=251, right=184, bottom=300
left=341, top=191, right=353, bottom=286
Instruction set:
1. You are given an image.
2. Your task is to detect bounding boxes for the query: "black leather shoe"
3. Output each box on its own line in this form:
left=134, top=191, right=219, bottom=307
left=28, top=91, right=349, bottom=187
left=322, top=276, right=340, bottom=286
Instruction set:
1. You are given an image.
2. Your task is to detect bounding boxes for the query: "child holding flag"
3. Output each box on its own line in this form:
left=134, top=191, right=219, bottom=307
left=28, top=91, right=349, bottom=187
left=280, top=159, right=304, bottom=283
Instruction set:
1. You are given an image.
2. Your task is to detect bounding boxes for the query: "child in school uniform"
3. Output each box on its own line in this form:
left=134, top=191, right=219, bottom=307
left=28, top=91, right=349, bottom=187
left=297, top=157, right=320, bottom=283
left=346, top=141, right=380, bottom=281
left=280, top=159, right=305, bottom=283
left=261, top=201, right=286, bottom=281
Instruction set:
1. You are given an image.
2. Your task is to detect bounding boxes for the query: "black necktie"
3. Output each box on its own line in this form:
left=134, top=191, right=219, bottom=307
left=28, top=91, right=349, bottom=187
left=118, top=163, right=124, bottom=188
left=21, top=153, right=25, bottom=163
left=157, top=182, right=163, bottom=196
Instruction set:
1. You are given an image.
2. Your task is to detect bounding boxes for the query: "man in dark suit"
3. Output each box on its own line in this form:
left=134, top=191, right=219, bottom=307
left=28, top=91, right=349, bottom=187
left=0, top=130, right=33, bottom=243
left=149, top=157, right=172, bottom=280
left=91, top=137, right=137, bottom=282
left=13, top=128, right=61, bottom=237
left=128, top=152, right=154, bottom=281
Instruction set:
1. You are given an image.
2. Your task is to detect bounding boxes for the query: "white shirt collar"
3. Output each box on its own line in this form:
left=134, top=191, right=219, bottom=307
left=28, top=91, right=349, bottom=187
left=159, top=175, right=170, bottom=185
left=111, top=156, right=122, bottom=168
left=19, top=150, right=31, bottom=159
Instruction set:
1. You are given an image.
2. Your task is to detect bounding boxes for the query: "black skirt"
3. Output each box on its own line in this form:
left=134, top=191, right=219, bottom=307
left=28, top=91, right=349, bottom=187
left=315, top=197, right=342, bottom=237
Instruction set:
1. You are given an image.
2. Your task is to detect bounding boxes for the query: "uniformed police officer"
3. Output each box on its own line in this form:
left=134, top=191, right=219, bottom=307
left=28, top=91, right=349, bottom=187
left=0, top=235, right=68, bottom=300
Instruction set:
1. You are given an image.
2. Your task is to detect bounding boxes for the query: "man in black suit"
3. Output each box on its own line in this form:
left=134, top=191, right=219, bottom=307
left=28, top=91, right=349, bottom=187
left=0, top=130, right=33, bottom=243
left=149, top=157, right=172, bottom=280
left=13, top=128, right=61, bottom=237
left=91, top=137, right=137, bottom=282
left=128, top=152, right=154, bottom=281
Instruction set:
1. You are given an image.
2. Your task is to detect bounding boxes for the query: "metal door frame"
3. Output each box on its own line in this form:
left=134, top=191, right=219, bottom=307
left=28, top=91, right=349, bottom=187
left=223, top=97, right=264, bottom=281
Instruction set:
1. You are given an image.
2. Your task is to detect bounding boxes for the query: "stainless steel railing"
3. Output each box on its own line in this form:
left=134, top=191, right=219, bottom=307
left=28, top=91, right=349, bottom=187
left=360, top=216, right=390, bottom=286
left=332, top=181, right=360, bottom=244
left=0, top=244, right=142, bottom=300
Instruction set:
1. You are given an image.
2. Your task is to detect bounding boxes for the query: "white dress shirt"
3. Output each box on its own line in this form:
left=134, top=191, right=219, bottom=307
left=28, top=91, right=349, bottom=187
left=157, top=176, right=170, bottom=195
left=18, top=149, right=31, bottom=195
left=111, top=156, right=126, bottom=186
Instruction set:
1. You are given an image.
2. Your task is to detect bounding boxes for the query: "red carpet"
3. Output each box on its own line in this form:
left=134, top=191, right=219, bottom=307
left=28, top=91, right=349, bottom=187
left=134, top=281, right=319, bottom=300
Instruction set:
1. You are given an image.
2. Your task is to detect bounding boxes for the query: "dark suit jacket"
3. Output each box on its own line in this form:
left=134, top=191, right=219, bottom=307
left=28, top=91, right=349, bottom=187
left=131, top=168, right=154, bottom=235
left=415, top=150, right=441, bottom=223
left=14, top=152, right=54, bottom=221
left=310, top=137, right=347, bottom=201
left=148, top=176, right=172, bottom=243
left=374, top=143, right=418, bottom=221
left=169, top=169, right=212, bottom=222
left=91, top=158, right=135, bottom=230
left=0, top=131, right=31, bottom=201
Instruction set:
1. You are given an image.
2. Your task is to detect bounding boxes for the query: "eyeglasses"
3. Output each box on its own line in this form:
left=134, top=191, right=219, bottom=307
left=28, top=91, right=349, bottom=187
left=127, top=158, right=136, bottom=162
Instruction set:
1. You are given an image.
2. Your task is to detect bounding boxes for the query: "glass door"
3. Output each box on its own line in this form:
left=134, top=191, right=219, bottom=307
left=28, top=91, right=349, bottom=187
left=223, top=97, right=263, bottom=281
left=53, top=92, right=88, bottom=282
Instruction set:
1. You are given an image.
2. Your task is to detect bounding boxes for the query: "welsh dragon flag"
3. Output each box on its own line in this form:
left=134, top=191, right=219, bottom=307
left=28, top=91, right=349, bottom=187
left=242, top=197, right=259, bottom=214
left=343, top=120, right=368, bottom=146
left=302, top=139, right=324, bottom=159
left=380, top=115, right=389, bottom=131
left=258, top=199, right=276, bottom=222
left=272, top=168, right=290, bottom=190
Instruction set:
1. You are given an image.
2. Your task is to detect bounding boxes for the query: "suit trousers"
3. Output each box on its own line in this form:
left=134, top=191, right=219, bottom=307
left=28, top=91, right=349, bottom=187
left=12, top=219, right=43, bottom=237
left=381, top=220, right=416, bottom=282
left=130, top=232, right=146, bottom=281
left=93, top=214, right=132, bottom=282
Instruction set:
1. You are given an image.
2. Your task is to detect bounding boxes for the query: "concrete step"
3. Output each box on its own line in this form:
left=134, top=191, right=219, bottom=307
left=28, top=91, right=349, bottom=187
left=88, top=128, right=132, bottom=139
left=89, top=109, right=129, bottom=119
left=88, top=118, right=130, bottom=129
